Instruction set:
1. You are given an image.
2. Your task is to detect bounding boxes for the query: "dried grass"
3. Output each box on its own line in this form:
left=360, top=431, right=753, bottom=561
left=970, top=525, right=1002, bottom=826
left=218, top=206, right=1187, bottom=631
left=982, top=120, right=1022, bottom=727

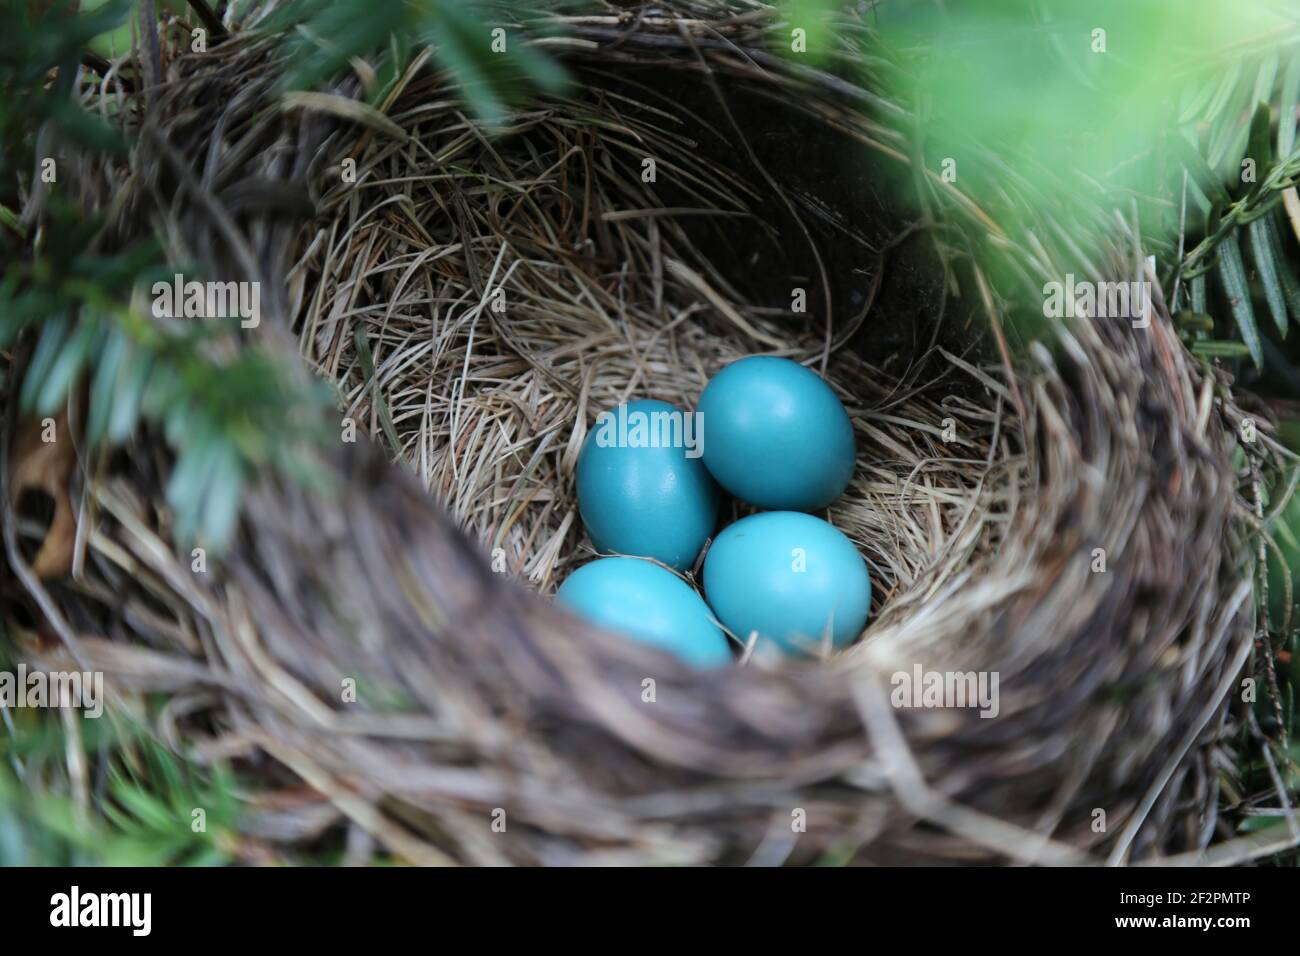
left=289, top=79, right=1007, bottom=622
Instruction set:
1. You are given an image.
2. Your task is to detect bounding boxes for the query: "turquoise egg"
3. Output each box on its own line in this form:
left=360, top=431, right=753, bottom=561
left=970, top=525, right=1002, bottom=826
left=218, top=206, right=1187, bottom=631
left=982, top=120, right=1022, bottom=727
left=577, top=399, right=718, bottom=570
left=698, top=356, right=855, bottom=511
left=703, top=511, right=871, bottom=656
left=556, top=557, right=733, bottom=667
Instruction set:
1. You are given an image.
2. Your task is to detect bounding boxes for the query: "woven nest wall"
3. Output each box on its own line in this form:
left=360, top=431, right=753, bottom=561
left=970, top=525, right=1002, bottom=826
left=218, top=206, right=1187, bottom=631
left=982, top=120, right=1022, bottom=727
left=4, top=7, right=1282, bottom=865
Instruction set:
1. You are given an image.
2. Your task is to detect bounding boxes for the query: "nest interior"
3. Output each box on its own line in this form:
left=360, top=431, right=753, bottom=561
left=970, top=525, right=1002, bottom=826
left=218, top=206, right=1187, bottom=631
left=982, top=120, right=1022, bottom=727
left=5, top=8, right=1269, bottom=866
left=294, top=51, right=1001, bottom=635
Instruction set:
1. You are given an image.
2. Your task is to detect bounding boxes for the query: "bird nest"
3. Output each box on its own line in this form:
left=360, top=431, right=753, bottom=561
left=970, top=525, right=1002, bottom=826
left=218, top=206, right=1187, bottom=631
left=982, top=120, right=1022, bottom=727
left=3, top=3, right=1288, bottom=865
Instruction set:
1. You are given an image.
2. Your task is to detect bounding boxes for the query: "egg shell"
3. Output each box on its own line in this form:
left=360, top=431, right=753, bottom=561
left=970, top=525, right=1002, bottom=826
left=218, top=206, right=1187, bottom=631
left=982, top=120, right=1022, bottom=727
left=698, top=356, right=855, bottom=511
left=577, top=399, right=719, bottom=570
left=556, top=557, right=733, bottom=667
left=703, top=511, right=871, bottom=655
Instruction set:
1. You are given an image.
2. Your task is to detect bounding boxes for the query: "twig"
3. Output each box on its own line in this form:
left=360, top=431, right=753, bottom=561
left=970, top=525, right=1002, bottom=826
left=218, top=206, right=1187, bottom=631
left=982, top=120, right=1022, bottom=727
left=186, top=0, right=227, bottom=41
left=137, top=0, right=162, bottom=113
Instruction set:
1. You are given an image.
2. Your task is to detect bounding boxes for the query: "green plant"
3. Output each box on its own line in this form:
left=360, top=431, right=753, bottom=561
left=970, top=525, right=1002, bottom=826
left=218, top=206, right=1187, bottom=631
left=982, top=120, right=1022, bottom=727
left=1, top=0, right=339, bottom=551
left=271, top=0, right=572, bottom=124
left=0, top=706, right=239, bottom=866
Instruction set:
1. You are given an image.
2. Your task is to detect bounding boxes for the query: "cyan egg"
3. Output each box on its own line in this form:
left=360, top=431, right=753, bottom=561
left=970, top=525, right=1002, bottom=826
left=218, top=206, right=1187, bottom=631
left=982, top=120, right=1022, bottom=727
left=698, top=356, right=855, bottom=511
left=577, top=399, right=718, bottom=570
left=703, top=511, right=871, bottom=656
left=556, top=557, right=733, bottom=667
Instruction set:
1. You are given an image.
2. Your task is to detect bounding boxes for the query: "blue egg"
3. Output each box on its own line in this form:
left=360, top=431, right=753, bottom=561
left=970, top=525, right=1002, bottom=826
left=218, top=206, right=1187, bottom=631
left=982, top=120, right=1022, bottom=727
left=698, top=356, right=855, bottom=511
left=577, top=399, right=718, bottom=570
left=703, top=511, right=871, bottom=656
left=556, top=557, right=733, bottom=667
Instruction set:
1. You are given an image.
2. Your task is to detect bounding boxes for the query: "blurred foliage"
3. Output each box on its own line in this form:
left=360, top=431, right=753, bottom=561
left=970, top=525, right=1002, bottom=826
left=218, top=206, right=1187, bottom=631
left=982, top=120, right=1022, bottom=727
left=270, top=0, right=573, bottom=125
left=82, top=0, right=191, bottom=58
left=0, top=0, right=131, bottom=165
left=0, top=237, right=338, bottom=549
left=778, top=0, right=839, bottom=61
left=0, top=695, right=239, bottom=866
left=796, top=0, right=1300, bottom=355
left=872, top=0, right=1288, bottom=192
left=2, top=0, right=589, bottom=548
left=1, top=0, right=335, bottom=551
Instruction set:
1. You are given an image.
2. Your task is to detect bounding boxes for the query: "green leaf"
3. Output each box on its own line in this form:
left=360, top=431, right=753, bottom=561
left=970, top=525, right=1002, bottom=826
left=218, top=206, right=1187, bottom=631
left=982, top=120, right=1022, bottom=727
left=1237, top=815, right=1289, bottom=835
left=352, top=325, right=402, bottom=455
left=1263, top=210, right=1300, bottom=325
left=1199, top=58, right=1244, bottom=128
left=1248, top=215, right=1287, bottom=336
left=198, top=443, right=244, bottom=551
left=1204, top=62, right=1247, bottom=173
left=1175, top=133, right=1229, bottom=210
left=1278, top=54, right=1300, bottom=160
left=1191, top=339, right=1253, bottom=358
left=86, top=325, right=129, bottom=446
left=35, top=319, right=100, bottom=413
left=427, top=7, right=507, bottom=127
left=165, top=418, right=216, bottom=534
left=107, top=348, right=152, bottom=443
left=1191, top=273, right=1207, bottom=314
left=278, top=0, right=410, bottom=94
left=1243, top=100, right=1273, bottom=198
left=0, top=203, right=21, bottom=237
left=1217, top=233, right=1263, bottom=369
left=1209, top=56, right=1276, bottom=175
left=110, top=778, right=181, bottom=834
left=278, top=1, right=567, bottom=125
left=19, top=314, right=71, bottom=411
